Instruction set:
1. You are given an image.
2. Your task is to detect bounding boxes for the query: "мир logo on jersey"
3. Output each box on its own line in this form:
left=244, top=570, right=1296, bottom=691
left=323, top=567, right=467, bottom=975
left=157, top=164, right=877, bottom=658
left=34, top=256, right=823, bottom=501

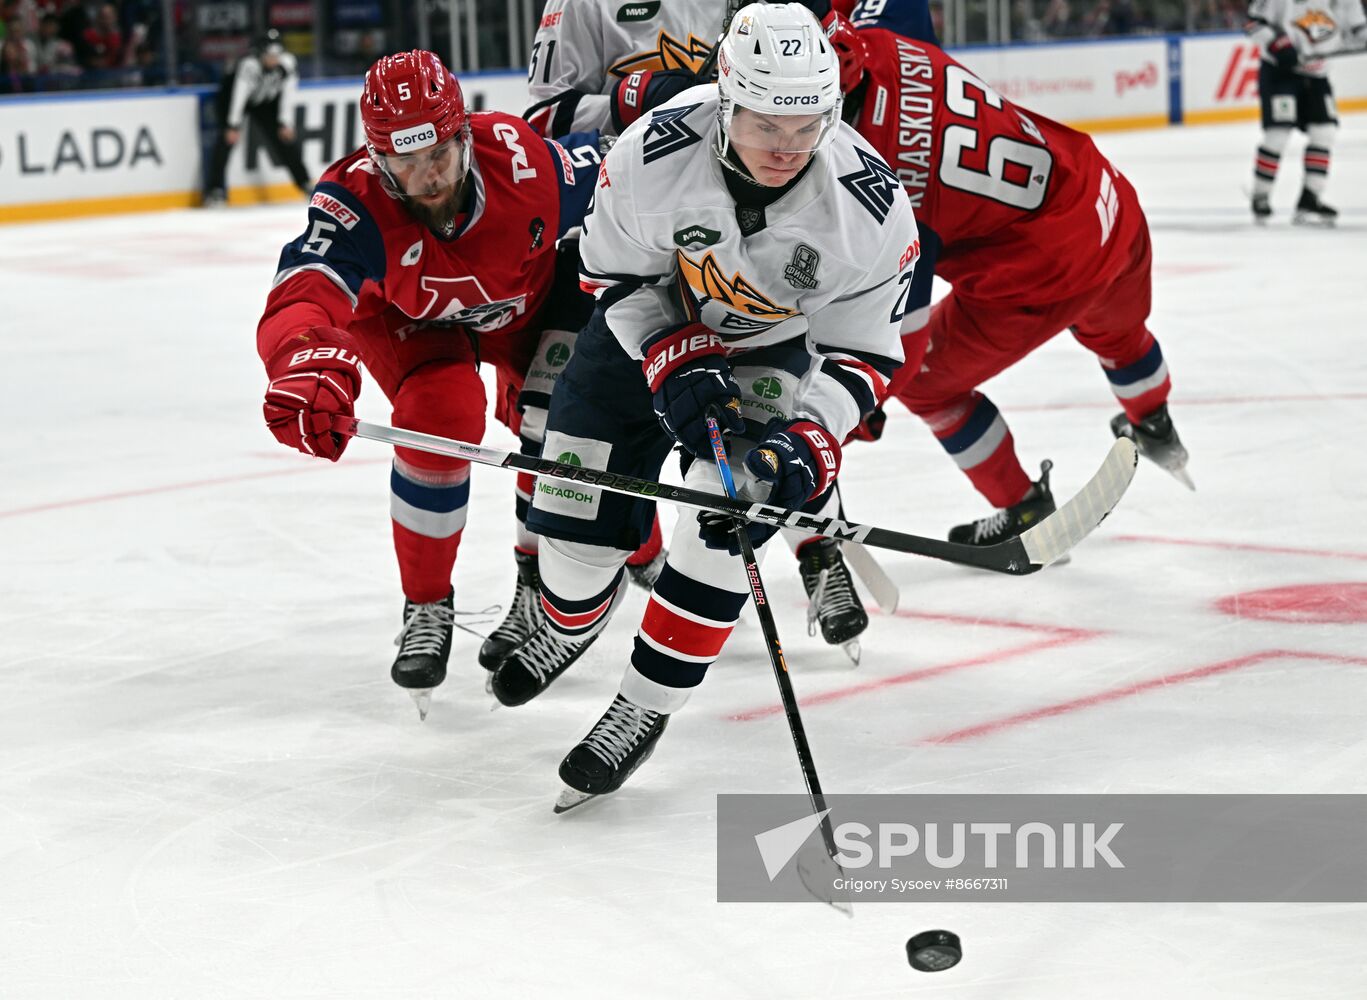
left=676, top=250, right=798, bottom=333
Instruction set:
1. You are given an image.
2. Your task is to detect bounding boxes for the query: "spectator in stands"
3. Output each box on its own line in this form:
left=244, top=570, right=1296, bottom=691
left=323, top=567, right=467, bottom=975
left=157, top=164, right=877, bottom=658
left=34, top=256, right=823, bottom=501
left=80, top=1, right=120, bottom=69
left=35, top=12, right=78, bottom=77
left=1039, top=0, right=1081, bottom=36
left=1, top=15, right=36, bottom=83
left=202, top=29, right=312, bottom=207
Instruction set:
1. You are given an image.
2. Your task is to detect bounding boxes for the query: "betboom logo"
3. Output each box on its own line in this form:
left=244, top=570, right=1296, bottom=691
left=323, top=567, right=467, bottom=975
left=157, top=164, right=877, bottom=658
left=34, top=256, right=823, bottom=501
left=772, top=94, right=820, bottom=106
left=391, top=123, right=438, bottom=151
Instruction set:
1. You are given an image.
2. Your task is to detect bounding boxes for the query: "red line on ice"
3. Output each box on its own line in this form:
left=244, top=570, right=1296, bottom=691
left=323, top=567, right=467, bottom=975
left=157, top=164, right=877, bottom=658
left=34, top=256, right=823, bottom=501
left=0, top=459, right=387, bottom=519
left=922, top=649, right=1367, bottom=745
left=1112, top=534, right=1367, bottom=563
left=1008, top=392, right=1367, bottom=413
left=727, top=611, right=1099, bottom=722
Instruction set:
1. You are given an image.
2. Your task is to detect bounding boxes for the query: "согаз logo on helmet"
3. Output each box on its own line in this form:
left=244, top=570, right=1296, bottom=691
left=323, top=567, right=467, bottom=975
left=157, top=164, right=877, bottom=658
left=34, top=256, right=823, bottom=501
left=392, top=123, right=438, bottom=151
left=772, top=95, right=820, bottom=106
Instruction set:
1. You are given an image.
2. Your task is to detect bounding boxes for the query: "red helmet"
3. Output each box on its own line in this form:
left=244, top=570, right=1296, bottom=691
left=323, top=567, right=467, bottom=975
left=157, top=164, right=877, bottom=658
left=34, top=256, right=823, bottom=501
left=823, top=11, right=868, bottom=95
left=361, top=50, right=469, bottom=156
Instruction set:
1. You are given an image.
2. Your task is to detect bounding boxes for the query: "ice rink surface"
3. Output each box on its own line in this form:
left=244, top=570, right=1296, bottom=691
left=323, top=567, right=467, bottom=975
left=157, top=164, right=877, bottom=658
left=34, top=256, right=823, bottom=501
left=4, top=116, right=1367, bottom=998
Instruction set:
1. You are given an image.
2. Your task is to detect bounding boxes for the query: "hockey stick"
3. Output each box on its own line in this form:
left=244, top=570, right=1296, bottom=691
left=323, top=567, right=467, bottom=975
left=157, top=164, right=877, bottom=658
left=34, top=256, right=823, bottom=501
left=834, top=482, right=899, bottom=614
left=342, top=420, right=1137, bottom=574
left=704, top=413, right=851, bottom=915
left=695, top=0, right=744, bottom=79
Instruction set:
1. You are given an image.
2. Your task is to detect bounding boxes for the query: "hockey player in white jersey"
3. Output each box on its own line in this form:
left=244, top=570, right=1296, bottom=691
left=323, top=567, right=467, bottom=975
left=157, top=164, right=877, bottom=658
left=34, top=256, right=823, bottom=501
left=496, top=4, right=918, bottom=809
left=523, top=0, right=729, bottom=136
left=1246, top=0, right=1366, bottom=223
left=522, top=0, right=889, bottom=659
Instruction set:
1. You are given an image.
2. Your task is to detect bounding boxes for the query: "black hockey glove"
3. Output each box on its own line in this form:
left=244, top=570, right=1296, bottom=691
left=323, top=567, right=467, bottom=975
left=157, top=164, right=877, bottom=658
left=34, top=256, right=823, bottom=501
left=698, top=418, right=842, bottom=554
left=644, top=322, right=744, bottom=458
left=1269, top=35, right=1299, bottom=70
left=611, top=68, right=703, bottom=132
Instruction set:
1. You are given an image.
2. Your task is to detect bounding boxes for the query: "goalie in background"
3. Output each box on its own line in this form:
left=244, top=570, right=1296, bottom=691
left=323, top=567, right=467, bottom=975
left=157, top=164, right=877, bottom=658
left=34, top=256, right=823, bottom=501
left=203, top=30, right=312, bottom=207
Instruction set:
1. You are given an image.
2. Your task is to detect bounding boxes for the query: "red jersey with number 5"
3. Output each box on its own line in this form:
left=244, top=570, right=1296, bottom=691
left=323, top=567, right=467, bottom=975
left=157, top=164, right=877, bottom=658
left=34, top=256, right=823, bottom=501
left=850, top=33, right=1146, bottom=304
left=256, top=111, right=601, bottom=365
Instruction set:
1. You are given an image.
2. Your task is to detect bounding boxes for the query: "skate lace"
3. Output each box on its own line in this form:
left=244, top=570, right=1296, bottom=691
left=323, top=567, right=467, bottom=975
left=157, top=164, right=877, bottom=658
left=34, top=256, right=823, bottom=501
left=972, top=509, right=1011, bottom=544
left=584, top=695, right=659, bottom=768
left=394, top=602, right=497, bottom=655
left=488, top=575, right=539, bottom=642
left=806, top=566, right=861, bottom=636
left=513, top=627, right=580, bottom=683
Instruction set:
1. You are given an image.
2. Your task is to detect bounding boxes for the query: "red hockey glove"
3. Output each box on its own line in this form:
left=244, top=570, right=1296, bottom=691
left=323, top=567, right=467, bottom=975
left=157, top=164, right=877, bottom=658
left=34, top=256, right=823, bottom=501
left=263, top=328, right=362, bottom=461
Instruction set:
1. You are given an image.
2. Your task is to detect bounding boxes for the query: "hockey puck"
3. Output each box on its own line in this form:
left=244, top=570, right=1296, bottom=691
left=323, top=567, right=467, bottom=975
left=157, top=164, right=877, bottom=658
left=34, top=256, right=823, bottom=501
left=906, top=930, right=962, bottom=972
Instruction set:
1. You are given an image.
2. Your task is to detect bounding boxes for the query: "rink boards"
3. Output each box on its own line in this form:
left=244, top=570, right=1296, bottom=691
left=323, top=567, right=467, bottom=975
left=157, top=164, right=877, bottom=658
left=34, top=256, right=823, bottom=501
left=3, top=31, right=1367, bottom=223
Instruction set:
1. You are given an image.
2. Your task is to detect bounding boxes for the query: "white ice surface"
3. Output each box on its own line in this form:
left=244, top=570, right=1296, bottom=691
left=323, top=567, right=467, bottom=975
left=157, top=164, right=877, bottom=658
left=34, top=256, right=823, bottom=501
left=3, top=117, right=1367, bottom=998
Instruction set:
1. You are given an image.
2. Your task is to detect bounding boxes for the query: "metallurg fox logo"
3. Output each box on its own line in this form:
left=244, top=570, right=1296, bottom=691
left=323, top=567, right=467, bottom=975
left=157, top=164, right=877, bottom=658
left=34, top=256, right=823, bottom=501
left=609, top=31, right=712, bottom=77
left=676, top=250, right=798, bottom=332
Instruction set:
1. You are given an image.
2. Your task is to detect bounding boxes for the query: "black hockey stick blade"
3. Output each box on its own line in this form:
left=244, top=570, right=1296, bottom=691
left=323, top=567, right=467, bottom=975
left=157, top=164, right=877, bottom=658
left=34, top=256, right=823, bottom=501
left=342, top=421, right=1136, bottom=575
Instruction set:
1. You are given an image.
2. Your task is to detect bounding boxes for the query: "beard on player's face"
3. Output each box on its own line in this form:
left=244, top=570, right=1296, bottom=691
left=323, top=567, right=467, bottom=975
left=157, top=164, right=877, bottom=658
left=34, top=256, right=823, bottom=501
left=404, top=178, right=465, bottom=232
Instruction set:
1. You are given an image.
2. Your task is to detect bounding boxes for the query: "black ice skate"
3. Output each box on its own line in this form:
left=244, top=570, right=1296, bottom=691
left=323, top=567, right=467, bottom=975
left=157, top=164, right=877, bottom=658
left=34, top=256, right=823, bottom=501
left=626, top=548, right=667, bottom=590
left=1251, top=193, right=1272, bottom=223
left=948, top=461, right=1059, bottom=548
left=555, top=693, right=670, bottom=813
left=798, top=538, right=868, bottom=664
left=1110, top=402, right=1194, bottom=490
left=392, top=590, right=455, bottom=720
left=1293, top=189, right=1337, bottom=226
left=490, top=625, right=598, bottom=706
left=478, top=550, right=540, bottom=677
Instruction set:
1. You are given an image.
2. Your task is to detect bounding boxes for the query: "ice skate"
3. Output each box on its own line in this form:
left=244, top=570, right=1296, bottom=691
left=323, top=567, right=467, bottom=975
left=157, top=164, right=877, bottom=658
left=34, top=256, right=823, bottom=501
left=1251, top=193, right=1271, bottom=224
left=491, top=625, right=598, bottom=707
left=1293, top=189, right=1337, bottom=227
left=1111, top=403, right=1194, bottom=490
left=392, top=590, right=455, bottom=720
left=798, top=538, right=867, bottom=664
left=949, top=461, right=1059, bottom=547
left=478, top=550, right=540, bottom=675
left=554, top=693, right=670, bottom=813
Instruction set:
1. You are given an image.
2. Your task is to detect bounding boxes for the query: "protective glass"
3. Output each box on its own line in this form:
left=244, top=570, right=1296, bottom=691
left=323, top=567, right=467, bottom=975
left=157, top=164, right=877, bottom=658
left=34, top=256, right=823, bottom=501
left=724, top=105, right=839, bottom=157
left=377, top=136, right=464, bottom=197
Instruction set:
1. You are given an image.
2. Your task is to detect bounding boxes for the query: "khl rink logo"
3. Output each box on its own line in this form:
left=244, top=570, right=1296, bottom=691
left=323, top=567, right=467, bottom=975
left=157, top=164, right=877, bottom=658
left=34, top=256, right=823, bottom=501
left=755, top=812, right=1125, bottom=881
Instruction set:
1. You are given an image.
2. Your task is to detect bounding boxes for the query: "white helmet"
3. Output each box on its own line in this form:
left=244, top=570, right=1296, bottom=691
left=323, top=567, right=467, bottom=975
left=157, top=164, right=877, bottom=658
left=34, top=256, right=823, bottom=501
left=716, top=3, right=842, bottom=166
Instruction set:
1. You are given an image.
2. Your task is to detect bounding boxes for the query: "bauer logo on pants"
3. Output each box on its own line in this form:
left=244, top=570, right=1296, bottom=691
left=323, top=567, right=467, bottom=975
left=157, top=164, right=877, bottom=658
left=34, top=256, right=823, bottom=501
left=532, top=431, right=611, bottom=520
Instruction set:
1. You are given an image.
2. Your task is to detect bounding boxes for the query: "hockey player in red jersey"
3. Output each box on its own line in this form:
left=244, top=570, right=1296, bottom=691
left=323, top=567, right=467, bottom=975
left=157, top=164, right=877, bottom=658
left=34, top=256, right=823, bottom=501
left=830, top=19, right=1193, bottom=545
left=255, top=50, right=650, bottom=717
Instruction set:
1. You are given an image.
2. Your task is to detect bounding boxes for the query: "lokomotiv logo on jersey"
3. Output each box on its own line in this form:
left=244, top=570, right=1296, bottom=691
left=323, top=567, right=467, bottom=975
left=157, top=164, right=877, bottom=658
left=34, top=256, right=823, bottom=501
left=677, top=250, right=798, bottom=333
left=409, top=275, right=529, bottom=331
left=609, top=30, right=712, bottom=78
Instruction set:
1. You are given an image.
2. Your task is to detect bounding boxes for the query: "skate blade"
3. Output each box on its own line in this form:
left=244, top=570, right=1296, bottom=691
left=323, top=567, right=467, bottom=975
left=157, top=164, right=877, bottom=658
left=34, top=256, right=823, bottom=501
left=408, top=689, right=432, bottom=721
left=1169, top=465, right=1196, bottom=491
left=841, top=639, right=861, bottom=666
left=553, top=784, right=598, bottom=814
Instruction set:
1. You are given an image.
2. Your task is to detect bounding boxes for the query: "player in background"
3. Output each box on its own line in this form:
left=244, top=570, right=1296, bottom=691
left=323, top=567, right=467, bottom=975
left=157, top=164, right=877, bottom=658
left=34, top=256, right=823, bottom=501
left=826, top=20, right=1193, bottom=548
left=255, top=50, right=611, bottom=718
left=521, top=0, right=932, bottom=659
left=1245, top=0, right=1366, bottom=224
left=504, top=4, right=916, bottom=810
left=203, top=30, right=311, bottom=207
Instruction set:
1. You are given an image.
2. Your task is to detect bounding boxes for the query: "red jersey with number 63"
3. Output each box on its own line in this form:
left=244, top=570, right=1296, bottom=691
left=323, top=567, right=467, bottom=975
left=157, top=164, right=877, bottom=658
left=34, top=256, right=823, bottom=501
left=850, top=33, right=1146, bottom=305
left=256, top=111, right=600, bottom=365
